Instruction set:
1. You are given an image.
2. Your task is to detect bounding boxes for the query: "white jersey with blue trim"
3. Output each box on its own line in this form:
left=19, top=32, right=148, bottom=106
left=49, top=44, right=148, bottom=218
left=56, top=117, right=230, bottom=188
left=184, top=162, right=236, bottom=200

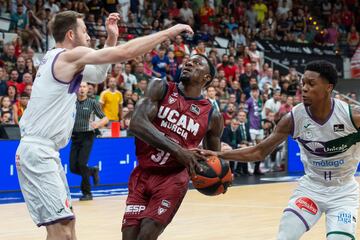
left=19, top=48, right=83, bottom=149
left=291, top=98, right=360, bottom=187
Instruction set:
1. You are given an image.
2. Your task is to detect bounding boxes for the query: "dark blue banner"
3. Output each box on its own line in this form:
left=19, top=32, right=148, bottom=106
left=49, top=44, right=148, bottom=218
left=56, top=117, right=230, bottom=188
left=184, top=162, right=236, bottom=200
left=0, top=138, right=137, bottom=191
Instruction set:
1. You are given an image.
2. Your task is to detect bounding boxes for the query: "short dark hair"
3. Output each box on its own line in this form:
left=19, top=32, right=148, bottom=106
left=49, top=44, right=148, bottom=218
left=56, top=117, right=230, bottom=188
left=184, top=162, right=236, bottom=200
left=20, top=92, right=30, bottom=98
left=1, top=111, right=10, bottom=118
left=158, top=46, right=166, bottom=51
left=193, top=54, right=216, bottom=86
left=250, top=84, right=259, bottom=90
left=50, top=11, right=84, bottom=43
left=305, top=60, right=338, bottom=88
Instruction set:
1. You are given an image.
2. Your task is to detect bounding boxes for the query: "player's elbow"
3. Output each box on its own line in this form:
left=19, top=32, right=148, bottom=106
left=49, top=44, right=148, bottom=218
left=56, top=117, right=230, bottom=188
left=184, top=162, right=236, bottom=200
left=252, top=149, right=266, bottom=162
left=128, top=120, right=138, bottom=133
left=128, top=118, right=143, bottom=135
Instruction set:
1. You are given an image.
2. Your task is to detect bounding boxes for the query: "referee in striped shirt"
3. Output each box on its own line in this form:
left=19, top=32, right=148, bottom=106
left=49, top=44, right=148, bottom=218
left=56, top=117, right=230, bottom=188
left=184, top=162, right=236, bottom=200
left=70, top=82, right=109, bottom=201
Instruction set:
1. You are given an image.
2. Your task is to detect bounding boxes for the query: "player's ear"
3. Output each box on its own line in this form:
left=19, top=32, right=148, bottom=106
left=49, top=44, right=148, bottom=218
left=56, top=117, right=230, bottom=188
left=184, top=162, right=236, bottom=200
left=327, top=83, right=334, bottom=93
left=67, top=29, right=75, bottom=41
left=203, top=74, right=212, bottom=86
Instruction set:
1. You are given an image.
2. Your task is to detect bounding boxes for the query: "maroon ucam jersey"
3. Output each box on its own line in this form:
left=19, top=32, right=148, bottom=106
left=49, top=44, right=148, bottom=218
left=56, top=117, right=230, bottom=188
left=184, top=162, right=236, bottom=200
left=135, top=81, right=213, bottom=172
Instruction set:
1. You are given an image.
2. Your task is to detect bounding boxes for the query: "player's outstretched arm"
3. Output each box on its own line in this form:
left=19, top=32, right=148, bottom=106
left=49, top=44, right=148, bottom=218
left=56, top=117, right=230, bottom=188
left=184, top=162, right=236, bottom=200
left=350, top=105, right=360, bottom=129
left=199, top=113, right=293, bottom=162
left=129, top=79, right=205, bottom=175
left=202, top=110, right=224, bottom=151
left=55, top=24, right=193, bottom=83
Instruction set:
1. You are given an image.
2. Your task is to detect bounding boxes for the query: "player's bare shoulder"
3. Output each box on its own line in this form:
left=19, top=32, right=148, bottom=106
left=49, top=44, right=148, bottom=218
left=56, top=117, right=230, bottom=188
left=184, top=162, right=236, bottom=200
left=144, top=78, right=168, bottom=101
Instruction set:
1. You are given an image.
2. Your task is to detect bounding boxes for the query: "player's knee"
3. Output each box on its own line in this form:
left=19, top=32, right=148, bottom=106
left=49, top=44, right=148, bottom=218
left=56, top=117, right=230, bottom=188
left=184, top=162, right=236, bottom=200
left=47, top=220, right=75, bottom=240
left=48, top=228, right=73, bottom=240
left=327, top=233, right=353, bottom=240
left=137, top=218, right=164, bottom=240
left=277, top=211, right=307, bottom=240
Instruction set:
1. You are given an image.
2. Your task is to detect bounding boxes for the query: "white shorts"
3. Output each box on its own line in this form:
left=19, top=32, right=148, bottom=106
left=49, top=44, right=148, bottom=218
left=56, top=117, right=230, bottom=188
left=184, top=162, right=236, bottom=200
left=250, top=128, right=264, bottom=141
left=16, top=136, right=74, bottom=226
left=283, top=178, right=359, bottom=239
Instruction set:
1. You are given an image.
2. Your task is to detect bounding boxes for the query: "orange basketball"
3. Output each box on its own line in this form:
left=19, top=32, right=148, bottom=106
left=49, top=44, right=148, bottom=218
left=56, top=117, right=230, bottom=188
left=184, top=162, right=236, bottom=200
left=191, top=156, right=233, bottom=196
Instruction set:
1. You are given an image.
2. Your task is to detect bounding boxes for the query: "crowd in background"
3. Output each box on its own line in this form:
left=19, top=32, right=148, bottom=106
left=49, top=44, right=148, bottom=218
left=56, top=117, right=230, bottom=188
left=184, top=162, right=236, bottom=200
left=0, top=0, right=359, bottom=174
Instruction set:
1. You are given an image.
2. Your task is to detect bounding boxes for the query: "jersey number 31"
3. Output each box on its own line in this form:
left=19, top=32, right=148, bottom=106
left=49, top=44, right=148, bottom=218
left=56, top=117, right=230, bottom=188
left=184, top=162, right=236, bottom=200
left=151, top=149, right=170, bottom=165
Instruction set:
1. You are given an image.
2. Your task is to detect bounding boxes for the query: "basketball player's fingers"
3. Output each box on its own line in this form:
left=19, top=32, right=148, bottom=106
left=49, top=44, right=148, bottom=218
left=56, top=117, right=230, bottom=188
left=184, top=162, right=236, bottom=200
left=108, top=13, right=120, bottom=20
left=194, top=152, right=207, bottom=161
left=192, top=157, right=204, bottom=172
left=188, top=162, right=196, bottom=178
left=107, top=13, right=120, bottom=24
left=183, top=25, right=194, bottom=35
left=189, top=148, right=202, bottom=154
left=192, top=148, right=203, bottom=154
left=196, top=149, right=214, bottom=157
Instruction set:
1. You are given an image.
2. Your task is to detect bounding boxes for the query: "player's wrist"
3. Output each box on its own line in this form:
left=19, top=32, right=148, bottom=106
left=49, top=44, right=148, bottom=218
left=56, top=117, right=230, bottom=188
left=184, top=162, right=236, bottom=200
left=217, top=151, right=225, bottom=159
left=105, top=36, right=118, bottom=47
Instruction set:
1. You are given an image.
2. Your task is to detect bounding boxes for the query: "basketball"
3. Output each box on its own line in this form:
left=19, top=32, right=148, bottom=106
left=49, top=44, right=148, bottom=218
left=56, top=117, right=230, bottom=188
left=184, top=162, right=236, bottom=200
left=191, top=156, right=233, bottom=196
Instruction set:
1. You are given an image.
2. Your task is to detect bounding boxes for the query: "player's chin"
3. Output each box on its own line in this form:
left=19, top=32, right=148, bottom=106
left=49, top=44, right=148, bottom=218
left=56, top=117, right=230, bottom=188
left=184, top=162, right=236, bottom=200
left=302, top=99, right=311, bottom=107
left=180, top=74, right=191, bottom=84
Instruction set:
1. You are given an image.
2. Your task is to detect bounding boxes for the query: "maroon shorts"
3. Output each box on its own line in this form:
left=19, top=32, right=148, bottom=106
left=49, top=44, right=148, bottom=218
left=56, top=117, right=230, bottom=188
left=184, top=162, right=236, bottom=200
left=122, top=166, right=189, bottom=229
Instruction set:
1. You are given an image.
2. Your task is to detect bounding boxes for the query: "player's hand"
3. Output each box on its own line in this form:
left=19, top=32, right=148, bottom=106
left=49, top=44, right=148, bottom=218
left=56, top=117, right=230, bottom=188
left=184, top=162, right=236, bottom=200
left=165, top=24, right=194, bottom=40
left=91, top=122, right=101, bottom=129
left=105, top=13, right=120, bottom=41
left=174, top=149, right=206, bottom=178
left=194, top=148, right=219, bottom=158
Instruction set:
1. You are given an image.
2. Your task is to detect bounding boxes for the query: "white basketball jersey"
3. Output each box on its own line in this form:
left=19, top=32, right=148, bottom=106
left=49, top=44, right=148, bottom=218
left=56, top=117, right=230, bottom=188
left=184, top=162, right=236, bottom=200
left=292, top=99, right=360, bottom=186
left=20, top=48, right=83, bottom=149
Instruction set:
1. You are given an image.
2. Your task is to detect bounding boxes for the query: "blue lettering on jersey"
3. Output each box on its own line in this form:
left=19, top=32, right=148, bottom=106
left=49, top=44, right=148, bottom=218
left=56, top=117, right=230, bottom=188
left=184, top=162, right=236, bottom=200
left=311, top=159, right=345, bottom=168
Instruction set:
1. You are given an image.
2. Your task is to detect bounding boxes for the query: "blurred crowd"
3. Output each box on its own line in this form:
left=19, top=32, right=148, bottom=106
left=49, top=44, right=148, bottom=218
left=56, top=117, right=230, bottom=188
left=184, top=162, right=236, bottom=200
left=0, top=0, right=359, bottom=174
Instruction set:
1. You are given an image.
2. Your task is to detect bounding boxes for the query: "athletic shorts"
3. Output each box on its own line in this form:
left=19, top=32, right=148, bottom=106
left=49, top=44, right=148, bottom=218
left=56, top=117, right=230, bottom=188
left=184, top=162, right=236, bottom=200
left=250, top=128, right=264, bottom=141
left=122, top=166, right=189, bottom=229
left=283, top=178, right=359, bottom=239
left=16, top=136, right=74, bottom=227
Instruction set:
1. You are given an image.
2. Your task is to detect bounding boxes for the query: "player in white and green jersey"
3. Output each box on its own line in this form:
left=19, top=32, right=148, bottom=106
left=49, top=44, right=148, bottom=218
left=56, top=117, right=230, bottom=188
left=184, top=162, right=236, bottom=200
left=198, top=60, right=360, bottom=239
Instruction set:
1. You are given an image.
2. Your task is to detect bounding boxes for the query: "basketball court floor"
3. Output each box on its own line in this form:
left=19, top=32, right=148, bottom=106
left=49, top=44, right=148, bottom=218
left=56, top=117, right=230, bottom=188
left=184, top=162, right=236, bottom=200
left=1, top=175, right=359, bottom=239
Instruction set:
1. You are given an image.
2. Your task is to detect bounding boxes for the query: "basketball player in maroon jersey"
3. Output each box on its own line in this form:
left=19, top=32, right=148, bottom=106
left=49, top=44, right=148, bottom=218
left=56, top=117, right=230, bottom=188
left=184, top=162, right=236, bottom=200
left=122, top=54, right=223, bottom=240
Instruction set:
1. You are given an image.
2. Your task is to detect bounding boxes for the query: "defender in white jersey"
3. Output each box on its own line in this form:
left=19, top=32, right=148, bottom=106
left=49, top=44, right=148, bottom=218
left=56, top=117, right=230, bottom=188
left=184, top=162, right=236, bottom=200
left=197, top=61, right=360, bottom=239
left=15, top=10, right=194, bottom=240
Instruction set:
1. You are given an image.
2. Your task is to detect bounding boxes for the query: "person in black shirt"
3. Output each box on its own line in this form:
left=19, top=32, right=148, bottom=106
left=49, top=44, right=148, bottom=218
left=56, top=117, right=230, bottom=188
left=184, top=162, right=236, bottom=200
left=239, top=63, right=256, bottom=98
left=70, top=82, right=109, bottom=201
left=235, top=110, right=252, bottom=175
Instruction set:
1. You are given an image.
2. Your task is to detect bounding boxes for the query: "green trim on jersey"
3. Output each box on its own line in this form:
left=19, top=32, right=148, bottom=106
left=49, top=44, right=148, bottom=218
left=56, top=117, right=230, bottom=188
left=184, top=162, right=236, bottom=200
left=298, top=131, right=360, bottom=157
left=327, top=231, right=355, bottom=240
left=349, top=105, right=359, bottom=131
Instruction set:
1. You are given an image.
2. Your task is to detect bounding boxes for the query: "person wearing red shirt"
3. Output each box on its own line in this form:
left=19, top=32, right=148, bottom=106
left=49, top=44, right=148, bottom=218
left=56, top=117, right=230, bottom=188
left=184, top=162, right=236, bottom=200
left=199, top=0, right=215, bottom=34
left=341, top=5, right=354, bottom=32
left=170, top=35, right=190, bottom=64
left=168, top=1, right=180, bottom=20
left=277, top=96, right=294, bottom=120
left=222, top=102, right=236, bottom=126
left=16, top=92, right=30, bottom=121
left=7, top=69, right=25, bottom=94
left=234, top=1, right=246, bottom=22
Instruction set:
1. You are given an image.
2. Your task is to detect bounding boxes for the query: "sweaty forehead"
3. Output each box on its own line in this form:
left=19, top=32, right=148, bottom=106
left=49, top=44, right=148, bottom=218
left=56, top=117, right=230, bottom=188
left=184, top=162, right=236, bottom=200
left=191, top=55, right=207, bottom=65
